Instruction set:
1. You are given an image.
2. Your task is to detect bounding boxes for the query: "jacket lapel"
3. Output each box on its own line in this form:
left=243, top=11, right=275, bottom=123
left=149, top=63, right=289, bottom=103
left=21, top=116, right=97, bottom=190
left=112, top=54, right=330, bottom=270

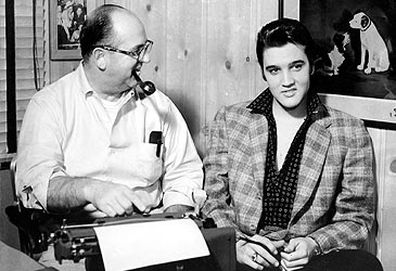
left=248, top=114, right=268, bottom=196
left=290, top=119, right=332, bottom=224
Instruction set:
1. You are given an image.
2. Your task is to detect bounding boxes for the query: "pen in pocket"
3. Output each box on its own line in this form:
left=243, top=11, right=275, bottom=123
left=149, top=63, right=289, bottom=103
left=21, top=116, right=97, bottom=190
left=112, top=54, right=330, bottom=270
left=149, top=131, right=162, bottom=157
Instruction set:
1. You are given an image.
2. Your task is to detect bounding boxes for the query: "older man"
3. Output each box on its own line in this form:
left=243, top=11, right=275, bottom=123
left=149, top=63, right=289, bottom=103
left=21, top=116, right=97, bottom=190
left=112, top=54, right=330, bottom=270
left=17, top=4, right=203, bottom=226
left=17, top=4, right=204, bottom=270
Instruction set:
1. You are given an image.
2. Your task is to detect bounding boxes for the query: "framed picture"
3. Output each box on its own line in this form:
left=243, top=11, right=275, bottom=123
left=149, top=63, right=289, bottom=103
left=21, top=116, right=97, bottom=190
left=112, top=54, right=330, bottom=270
left=49, top=0, right=104, bottom=60
left=299, top=0, right=396, bottom=124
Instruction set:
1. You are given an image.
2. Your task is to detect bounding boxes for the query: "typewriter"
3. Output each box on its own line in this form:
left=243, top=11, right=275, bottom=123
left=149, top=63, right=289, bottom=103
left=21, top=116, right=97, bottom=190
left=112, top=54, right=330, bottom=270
left=6, top=205, right=235, bottom=271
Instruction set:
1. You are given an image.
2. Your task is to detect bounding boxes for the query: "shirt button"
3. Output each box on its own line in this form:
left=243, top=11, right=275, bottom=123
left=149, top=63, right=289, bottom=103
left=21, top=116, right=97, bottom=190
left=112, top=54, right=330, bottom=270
left=250, top=224, right=256, bottom=232
left=257, top=196, right=262, bottom=201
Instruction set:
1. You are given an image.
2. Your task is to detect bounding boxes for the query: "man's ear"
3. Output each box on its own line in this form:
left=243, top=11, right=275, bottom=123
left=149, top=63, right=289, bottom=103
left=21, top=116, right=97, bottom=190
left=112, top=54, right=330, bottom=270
left=92, top=48, right=106, bottom=70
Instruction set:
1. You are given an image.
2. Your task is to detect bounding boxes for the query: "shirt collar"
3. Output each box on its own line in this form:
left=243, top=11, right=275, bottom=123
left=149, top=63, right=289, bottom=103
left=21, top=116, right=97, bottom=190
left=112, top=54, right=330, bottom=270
left=246, top=88, right=328, bottom=121
left=76, top=62, right=95, bottom=97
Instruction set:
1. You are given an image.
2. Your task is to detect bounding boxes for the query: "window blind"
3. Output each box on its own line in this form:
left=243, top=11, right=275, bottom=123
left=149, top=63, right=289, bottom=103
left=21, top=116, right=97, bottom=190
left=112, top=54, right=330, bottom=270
left=0, top=0, right=7, bottom=158
left=0, top=0, right=45, bottom=162
left=15, top=1, right=45, bottom=133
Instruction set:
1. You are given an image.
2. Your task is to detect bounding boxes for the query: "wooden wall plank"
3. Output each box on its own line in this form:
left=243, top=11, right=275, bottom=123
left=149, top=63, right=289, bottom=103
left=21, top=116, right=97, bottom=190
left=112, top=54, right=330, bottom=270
left=204, top=0, right=254, bottom=123
left=198, top=0, right=258, bottom=154
left=164, top=0, right=205, bottom=155
left=372, top=127, right=396, bottom=271
left=253, top=0, right=278, bottom=96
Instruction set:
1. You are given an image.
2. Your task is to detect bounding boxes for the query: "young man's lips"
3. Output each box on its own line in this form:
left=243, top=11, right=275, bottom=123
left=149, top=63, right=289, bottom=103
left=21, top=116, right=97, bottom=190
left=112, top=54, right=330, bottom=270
left=282, top=88, right=297, bottom=92
left=282, top=89, right=297, bottom=97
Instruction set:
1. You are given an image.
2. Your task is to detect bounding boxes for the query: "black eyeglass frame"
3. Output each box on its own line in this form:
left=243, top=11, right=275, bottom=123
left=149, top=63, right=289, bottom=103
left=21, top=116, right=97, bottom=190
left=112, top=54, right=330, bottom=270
left=93, top=40, right=153, bottom=61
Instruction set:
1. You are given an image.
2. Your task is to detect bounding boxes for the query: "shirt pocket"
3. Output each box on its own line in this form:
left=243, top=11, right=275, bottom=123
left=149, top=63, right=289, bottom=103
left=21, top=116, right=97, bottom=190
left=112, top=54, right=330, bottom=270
left=108, top=142, right=164, bottom=187
left=131, top=143, right=164, bottom=183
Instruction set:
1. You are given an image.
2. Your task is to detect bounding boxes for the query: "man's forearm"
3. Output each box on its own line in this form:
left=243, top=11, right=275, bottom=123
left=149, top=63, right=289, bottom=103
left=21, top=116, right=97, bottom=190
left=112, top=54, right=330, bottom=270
left=47, top=176, right=92, bottom=213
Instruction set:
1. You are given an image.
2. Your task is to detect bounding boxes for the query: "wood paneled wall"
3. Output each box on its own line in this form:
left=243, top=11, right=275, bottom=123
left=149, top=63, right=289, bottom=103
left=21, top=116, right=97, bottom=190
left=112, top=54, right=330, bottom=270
left=369, top=127, right=396, bottom=271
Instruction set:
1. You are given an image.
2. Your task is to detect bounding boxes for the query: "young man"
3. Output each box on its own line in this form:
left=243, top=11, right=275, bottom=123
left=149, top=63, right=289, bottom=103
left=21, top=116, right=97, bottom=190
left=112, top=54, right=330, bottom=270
left=202, top=18, right=383, bottom=271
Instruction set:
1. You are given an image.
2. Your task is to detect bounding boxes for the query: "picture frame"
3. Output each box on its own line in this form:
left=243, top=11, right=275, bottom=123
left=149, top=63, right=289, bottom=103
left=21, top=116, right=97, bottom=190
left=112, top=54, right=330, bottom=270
left=298, top=0, right=396, bottom=124
left=49, top=0, right=104, bottom=60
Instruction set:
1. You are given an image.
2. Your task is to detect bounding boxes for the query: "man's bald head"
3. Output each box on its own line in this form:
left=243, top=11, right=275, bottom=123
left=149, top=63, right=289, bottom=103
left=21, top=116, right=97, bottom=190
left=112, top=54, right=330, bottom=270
left=79, top=4, right=144, bottom=61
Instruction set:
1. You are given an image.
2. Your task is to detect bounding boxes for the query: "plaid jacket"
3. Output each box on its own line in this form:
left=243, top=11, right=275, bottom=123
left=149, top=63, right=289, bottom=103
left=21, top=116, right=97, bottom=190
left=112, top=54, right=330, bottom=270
left=202, top=97, right=375, bottom=254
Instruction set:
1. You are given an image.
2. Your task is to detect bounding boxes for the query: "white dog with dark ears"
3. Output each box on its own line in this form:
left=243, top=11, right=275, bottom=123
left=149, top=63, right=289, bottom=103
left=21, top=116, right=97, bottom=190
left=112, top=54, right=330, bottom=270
left=349, top=11, right=390, bottom=74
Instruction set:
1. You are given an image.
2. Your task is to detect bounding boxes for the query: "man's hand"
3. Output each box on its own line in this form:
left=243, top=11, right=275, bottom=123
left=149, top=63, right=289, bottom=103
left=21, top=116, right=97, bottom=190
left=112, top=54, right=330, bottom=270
left=236, top=235, right=285, bottom=270
left=280, top=237, right=319, bottom=271
left=83, top=181, right=148, bottom=217
left=48, top=176, right=151, bottom=217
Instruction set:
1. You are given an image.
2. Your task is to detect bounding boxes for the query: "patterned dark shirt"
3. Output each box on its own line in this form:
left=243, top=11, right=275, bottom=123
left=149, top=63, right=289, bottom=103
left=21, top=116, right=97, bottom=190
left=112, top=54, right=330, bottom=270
left=247, top=89, right=325, bottom=230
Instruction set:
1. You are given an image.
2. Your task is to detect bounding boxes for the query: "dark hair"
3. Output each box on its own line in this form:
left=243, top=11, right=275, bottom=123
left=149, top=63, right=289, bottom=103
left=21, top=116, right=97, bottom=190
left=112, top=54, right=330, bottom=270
left=256, top=18, right=317, bottom=72
left=79, top=4, right=126, bottom=61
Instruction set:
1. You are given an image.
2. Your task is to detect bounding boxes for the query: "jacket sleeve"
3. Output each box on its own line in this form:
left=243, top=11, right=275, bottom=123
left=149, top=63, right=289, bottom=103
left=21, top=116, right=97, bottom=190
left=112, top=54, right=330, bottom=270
left=308, top=119, right=375, bottom=253
left=201, top=107, right=245, bottom=239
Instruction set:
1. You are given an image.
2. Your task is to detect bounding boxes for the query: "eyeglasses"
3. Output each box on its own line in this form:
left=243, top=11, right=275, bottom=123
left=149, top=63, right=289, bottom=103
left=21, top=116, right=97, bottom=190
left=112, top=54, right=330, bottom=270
left=93, top=40, right=153, bottom=62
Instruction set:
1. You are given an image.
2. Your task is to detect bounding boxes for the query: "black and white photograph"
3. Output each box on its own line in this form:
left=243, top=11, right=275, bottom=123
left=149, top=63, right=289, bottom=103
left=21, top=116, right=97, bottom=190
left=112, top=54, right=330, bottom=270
left=1, top=1, right=395, bottom=271
left=50, top=0, right=102, bottom=60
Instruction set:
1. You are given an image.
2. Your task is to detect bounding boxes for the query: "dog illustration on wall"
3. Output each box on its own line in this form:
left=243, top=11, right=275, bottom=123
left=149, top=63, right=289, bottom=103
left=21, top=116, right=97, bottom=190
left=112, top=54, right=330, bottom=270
left=326, top=32, right=351, bottom=76
left=349, top=12, right=390, bottom=74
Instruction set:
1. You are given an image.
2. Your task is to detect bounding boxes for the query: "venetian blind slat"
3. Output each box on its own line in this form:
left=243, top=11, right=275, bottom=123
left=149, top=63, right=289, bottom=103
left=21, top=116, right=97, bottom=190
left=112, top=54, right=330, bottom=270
left=0, top=2, right=5, bottom=154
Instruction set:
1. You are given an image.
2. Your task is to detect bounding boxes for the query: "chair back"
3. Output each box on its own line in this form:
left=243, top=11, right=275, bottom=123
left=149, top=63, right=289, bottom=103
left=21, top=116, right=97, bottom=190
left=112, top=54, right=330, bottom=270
left=9, top=155, right=18, bottom=202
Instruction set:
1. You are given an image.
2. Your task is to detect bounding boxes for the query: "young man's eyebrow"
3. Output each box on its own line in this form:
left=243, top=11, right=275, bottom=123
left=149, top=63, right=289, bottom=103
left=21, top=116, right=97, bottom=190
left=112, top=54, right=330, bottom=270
left=265, top=65, right=278, bottom=71
left=289, top=59, right=306, bottom=66
left=264, top=58, right=307, bottom=71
